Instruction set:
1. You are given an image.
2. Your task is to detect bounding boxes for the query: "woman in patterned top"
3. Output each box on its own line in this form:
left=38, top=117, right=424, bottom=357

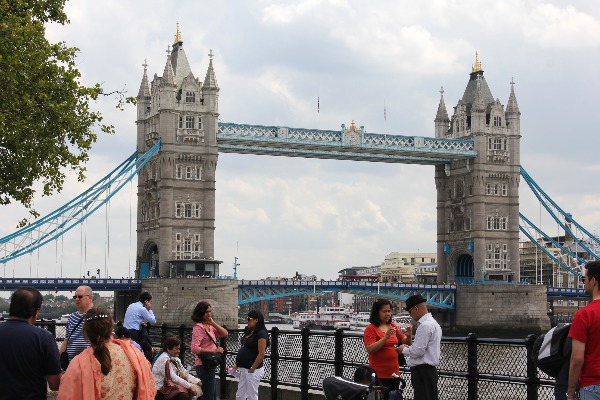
left=57, top=308, right=156, bottom=400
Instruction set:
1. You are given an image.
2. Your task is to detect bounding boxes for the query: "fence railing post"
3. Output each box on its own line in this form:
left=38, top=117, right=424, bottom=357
left=270, top=327, right=280, bottom=400
left=219, top=325, right=228, bottom=398
left=161, top=323, right=169, bottom=343
left=525, top=334, right=539, bottom=400
left=47, top=320, right=57, bottom=339
left=466, top=333, right=478, bottom=400
left=300, top=327, right=310, bottom=400
left=334, top=328, right=344, bottom=377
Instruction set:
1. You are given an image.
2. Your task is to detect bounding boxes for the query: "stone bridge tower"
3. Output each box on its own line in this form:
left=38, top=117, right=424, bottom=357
left=435, top=54, right=521, bottom=284
left=135, top=26, right=221, bottom=278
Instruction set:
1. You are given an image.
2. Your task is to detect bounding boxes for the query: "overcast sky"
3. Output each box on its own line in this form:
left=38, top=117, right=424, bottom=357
left=1, top=0, right=599, bottom=281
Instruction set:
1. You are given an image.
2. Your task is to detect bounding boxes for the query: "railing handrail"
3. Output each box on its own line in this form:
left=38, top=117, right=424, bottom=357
left=34, top=321, right=555, bottom=399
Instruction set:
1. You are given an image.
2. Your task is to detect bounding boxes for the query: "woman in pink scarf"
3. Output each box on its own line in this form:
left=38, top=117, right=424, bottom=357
left=57, top=308, right=156, bottom=400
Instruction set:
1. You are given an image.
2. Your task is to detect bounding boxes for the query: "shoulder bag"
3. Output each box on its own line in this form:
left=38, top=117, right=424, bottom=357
left=159, top=359, right=190, bottom=400
left=60, top=315, right=84, bottom=370
left=199, top=325, right=222, bottom=369
left=394, top=323, right=407, bottom=367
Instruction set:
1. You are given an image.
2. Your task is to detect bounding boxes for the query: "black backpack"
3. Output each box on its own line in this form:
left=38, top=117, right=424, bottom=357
left=531, top=323, right=572, bottom=377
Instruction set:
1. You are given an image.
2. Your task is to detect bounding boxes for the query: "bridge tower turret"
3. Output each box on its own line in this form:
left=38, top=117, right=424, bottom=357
left=435, top=53, right=521, bottom=284
left=134, top=25, right=221, bottom=279
left=434, top=87, right=450, bottom=138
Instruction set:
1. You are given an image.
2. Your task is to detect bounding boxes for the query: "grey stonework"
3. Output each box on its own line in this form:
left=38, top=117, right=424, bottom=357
left=435, top=64, right=521, bottom=284
left=455, top=285, right=550, bottom=332
left=135, top=38, right=220, bottom=278
left=141, top=278, right=239, bottom=328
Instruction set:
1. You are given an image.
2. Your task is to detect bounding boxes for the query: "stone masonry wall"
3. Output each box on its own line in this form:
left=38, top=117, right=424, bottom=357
left=456, top=284, right=550, bottom=332
left=141, top=278, right=238, bottom=328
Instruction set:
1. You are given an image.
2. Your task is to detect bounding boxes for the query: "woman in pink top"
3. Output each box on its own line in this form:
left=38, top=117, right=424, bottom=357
left=190, top=301, right=228, bottom=400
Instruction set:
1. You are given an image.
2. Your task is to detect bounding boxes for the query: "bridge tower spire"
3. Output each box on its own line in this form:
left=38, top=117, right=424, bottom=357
left=134, top=25, right=221, bottom=278
left=434, top=86, right=450, bottom=138
left=435, top=53, right=521, bottom=284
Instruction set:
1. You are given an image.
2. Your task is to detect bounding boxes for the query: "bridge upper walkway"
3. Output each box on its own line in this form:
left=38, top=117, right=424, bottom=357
left=217, top=123, right=477, bottom=165
left=0, top=278, right=588, bottom=306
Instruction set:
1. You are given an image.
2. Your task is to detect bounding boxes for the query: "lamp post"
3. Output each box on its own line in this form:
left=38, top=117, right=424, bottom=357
left=233, top=257, right=240, bottom=279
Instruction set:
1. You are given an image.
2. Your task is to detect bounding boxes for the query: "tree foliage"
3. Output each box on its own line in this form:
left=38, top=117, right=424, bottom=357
left=0, top=0, right=120, bottom=225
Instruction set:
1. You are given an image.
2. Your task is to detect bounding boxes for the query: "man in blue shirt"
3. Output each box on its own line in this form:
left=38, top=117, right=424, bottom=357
left=124, top=291, right=156, bottom=343
left=59, top=285, right=94, bottom=367
left=0, top=287, right=62, bottom=399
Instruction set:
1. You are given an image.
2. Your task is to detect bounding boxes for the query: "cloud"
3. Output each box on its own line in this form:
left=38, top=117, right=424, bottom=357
left=523, top=4, right=600, bottom=49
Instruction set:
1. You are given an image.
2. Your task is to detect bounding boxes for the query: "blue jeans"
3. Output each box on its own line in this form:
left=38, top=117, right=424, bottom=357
left=196, top=365, right=217, bottom=400
left=580, top=384, right=600, bottom=400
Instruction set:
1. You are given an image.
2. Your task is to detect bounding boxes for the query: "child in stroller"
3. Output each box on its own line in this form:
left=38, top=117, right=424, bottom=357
left=323, top=365, right=405, bottom=400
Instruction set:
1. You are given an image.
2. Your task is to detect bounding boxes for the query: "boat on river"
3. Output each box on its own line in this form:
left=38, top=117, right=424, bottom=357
left=292, top=306, right=351, bottom=330
left=349, top=312, right=370, bottom=331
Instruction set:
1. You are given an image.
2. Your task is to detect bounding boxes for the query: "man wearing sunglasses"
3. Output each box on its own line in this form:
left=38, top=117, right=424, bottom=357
left=59, top=285, right=94, bottom=369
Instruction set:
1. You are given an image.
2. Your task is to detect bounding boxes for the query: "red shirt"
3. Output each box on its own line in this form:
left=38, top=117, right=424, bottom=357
left=363, top=323, right=407, bottom=378
left=569, top=299, right=600, bottom=387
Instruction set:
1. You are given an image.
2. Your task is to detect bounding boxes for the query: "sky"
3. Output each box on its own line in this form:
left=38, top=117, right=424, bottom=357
left=1, top=0, right=599, bottom=281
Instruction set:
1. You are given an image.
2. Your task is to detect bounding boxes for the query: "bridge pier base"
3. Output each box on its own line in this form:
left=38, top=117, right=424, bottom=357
left=454, top=284, right=550, bottom=334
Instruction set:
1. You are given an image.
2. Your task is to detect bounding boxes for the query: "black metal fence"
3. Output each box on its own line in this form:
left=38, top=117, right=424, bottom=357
left=39, top=322, right=556, bottom=400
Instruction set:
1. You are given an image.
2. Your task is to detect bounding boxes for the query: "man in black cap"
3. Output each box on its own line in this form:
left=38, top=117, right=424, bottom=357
left=398, top=294, right=442, bottom=400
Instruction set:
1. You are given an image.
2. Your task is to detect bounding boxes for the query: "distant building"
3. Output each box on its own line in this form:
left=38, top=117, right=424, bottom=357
left=337, top=266, right=380, bottom=282
left=380, top=252, right=437, bottom=283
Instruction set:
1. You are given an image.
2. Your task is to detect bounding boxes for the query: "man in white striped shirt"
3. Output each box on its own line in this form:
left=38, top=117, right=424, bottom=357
left=59, top=285, right=94, bottom=368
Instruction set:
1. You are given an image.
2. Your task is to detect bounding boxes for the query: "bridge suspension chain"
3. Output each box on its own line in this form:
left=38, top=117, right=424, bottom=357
left=520, top=167, right=599, bottom=264
left=0, top=141, right=161, bottom=264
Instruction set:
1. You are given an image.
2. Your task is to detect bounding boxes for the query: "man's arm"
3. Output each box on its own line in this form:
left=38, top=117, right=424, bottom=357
left=567, top=339, right=585, bottom=399
left=47, top=373, right=61, bottom=391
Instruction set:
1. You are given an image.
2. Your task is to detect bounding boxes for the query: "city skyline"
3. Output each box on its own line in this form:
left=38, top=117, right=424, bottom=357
left=0, top=1, right=598, bottom=281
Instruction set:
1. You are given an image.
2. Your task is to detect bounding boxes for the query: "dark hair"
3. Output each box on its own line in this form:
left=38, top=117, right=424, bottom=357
left=245, top=310, right=267, bottom=334
left=369, top=298, right=393, bottom=326
left=139, top=291, right=152, bottom=302
left=162, top=336, right=181, bottom=351
left=586, top=261, right=600, bottom=283
left=83, top=308, right=114, bottom=375
left=244, top=310, right=269, bottom=347
left=9, top=287, right=43, bottom=319
left=191, top=300, right=211, bottom=323
left=113, top=326, right=130, bottom=339
left=354, top=364, right=378, bottom=385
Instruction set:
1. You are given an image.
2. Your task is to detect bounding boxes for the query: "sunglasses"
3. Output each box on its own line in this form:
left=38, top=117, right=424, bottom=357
left=73, top=294, right=90, bottom=299
left=247, top=317, right=256, bottom=321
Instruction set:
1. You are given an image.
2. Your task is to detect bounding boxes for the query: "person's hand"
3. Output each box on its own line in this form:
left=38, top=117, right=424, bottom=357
left=248, top=366, right=256, bottom=374
left=215, top=346, right=224, bottom=354
left=190, top=387, right=199, bottom=396
left=384, top=327, right=396, bottom=340
left=404, top=325, right=413, bottom=335
left=397, top=344, right=406, bottom=353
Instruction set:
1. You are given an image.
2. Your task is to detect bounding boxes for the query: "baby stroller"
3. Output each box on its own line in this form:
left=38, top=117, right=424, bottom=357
left=323, top=376, right=406, bottom=400
left=323, top=376, right=384, bottom=400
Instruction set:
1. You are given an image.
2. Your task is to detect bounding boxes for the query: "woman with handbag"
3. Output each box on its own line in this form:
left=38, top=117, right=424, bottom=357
left=234, top=310, right=269, bottom=400
left=57, top=308, right=156, bottom=400
left=190, top=301, right=228, bottom=400
left=152, top=336, right=202, bottom=400
left=363, top=299, right=412, bottom=400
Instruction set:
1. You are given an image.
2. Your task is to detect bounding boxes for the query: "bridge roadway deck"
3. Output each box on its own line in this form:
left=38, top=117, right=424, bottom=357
left=0, top=278, right=588, bottom=306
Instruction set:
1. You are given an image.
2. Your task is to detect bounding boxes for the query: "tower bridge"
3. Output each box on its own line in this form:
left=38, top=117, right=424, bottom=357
left=1, top=29, right=595, bottom=331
